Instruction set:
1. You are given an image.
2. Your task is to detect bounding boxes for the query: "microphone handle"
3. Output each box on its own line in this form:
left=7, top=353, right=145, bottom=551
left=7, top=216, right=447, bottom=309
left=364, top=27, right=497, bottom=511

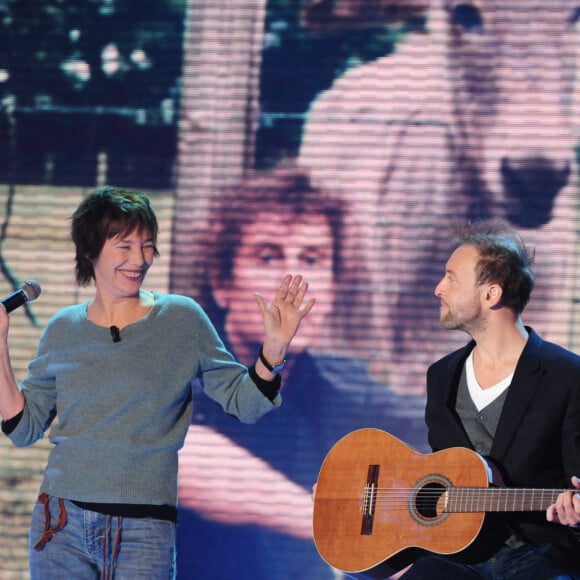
left=2, top=290, right=29, bottom=314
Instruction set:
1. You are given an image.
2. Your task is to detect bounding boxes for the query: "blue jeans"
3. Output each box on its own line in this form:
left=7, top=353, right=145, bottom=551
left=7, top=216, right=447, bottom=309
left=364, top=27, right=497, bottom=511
left=400, top=544, right=580, bottom=580
left=29, top=496, right=176, bottom=579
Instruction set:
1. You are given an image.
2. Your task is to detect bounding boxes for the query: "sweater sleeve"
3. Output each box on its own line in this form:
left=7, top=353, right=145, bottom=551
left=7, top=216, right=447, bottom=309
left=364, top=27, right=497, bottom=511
left=190, top=301, right=281, bottom=422
left=5, top=325, right=58, bottom=448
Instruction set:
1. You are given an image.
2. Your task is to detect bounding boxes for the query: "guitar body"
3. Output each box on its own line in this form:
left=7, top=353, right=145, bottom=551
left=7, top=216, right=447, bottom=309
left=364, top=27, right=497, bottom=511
left=313, top=428, right=490, bottom=578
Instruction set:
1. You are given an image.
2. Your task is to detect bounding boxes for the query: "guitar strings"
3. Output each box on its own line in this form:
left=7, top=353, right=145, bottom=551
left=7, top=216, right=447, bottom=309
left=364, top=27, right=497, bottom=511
left=357, top=487, right=567, bottom=513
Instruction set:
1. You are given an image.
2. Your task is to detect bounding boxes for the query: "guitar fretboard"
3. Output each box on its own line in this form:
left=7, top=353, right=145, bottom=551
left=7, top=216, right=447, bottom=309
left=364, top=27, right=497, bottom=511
left=446, top=487, right=565, bottom=513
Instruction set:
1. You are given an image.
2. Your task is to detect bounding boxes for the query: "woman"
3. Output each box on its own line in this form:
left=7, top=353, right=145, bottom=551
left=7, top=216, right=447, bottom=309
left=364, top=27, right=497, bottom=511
left=0, top=186, right=314, bottom=579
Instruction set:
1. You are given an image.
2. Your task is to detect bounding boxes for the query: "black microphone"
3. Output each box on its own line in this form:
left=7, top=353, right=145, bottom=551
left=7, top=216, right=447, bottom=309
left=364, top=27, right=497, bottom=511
left=110, top=325, right=121, bottom=343
left=2, top=280, right=41, bottom=313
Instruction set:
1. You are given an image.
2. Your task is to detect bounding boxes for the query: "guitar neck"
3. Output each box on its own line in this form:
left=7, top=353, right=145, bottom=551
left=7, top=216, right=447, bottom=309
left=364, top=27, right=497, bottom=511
left=446, top=487, right=567, bottom=513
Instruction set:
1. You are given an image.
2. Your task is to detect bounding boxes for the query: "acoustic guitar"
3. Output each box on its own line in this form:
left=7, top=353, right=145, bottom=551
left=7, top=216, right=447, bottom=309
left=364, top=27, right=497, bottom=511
left=313, top=428, right=570, bottom=579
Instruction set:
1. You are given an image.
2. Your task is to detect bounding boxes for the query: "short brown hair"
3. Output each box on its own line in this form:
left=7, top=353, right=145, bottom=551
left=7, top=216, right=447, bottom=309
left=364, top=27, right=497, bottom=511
left=71, top=186, right=159, bottom=286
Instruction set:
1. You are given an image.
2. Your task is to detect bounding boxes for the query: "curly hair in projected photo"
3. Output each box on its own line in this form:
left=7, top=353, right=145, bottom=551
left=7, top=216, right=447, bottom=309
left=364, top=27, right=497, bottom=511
left=191, top=161, right=372, bottom=356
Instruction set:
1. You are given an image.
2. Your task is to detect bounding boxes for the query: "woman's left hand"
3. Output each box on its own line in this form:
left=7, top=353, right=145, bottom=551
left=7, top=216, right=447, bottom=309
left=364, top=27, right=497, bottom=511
left=255, top=274, right=315, bottom=354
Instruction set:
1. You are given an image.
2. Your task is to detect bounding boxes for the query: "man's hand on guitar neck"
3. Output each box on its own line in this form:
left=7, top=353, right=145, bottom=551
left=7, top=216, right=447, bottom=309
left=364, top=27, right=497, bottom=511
left=546, top=475, right=580, bottom=527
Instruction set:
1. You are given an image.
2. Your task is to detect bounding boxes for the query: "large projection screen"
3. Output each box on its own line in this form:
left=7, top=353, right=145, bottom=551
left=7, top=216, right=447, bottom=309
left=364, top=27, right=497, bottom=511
left=1, top=1, right=579, bottom=578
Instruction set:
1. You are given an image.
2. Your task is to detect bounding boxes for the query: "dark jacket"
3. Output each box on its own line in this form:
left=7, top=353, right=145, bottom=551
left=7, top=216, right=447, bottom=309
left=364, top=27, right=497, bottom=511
left=425, top=328, right=580, bottom=571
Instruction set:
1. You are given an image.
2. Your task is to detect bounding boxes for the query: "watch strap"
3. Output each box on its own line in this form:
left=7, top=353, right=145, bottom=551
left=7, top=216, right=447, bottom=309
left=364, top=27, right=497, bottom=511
left=259, top=346, right=286, bottom=373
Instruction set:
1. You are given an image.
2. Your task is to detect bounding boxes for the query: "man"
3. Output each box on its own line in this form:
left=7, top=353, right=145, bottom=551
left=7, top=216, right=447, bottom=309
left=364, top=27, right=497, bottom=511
left=402, top=219, right=580, bottom=578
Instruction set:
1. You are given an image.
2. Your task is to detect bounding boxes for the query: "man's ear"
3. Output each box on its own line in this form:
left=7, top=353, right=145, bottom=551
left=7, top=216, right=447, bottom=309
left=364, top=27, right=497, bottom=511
left=487, top=283, right=503, bottom=309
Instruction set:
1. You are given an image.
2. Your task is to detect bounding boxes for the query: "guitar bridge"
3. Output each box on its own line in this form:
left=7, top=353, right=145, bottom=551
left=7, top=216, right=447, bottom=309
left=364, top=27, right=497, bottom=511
left=361, top=464, right=380, bottom=535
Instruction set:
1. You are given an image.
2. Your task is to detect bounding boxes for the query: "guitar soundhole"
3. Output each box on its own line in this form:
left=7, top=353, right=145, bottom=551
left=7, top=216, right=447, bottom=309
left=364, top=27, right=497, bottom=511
left=409, top=474, right=452, bottom=526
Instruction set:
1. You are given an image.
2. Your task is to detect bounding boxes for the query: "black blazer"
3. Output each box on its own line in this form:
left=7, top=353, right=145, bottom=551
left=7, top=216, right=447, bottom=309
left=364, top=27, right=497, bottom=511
left=425, top=328, right=580, bottom=570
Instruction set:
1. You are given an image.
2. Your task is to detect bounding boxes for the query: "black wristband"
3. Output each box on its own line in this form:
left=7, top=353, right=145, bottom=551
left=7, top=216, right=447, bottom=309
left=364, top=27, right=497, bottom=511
left=249, top=364, right=280, bottom=401
left=1, top=409, right=23, bottom=435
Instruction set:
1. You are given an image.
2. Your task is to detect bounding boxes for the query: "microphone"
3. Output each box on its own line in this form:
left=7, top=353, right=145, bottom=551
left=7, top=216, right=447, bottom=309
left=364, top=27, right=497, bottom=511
left=110, top=325, right=121, bottom=343
left=2, top=280, right=42, bottom=313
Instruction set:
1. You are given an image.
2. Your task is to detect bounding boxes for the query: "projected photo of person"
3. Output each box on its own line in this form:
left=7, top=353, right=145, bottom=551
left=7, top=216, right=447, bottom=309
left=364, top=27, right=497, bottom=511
left=174, top=162, right=428, bottom=579
left=299, top=0, right=580, bottom=393
left=0, top=0, right=577, bottom=578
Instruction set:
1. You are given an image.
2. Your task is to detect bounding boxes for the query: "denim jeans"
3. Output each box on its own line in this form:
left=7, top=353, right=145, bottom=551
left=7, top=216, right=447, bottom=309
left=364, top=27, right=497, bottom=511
left=400, top=544, right=580, bottom=580
left=29, top=496, right=176, bottom=579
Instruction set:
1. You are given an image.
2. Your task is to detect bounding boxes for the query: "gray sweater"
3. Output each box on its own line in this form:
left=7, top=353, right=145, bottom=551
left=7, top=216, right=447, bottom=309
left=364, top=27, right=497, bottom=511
left=7, top=293, right=280, bottom=507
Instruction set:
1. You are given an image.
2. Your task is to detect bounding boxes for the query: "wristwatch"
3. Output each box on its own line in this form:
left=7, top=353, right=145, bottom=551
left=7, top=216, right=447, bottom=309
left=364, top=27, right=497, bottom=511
left=259, top=346, right=287, bottom=373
